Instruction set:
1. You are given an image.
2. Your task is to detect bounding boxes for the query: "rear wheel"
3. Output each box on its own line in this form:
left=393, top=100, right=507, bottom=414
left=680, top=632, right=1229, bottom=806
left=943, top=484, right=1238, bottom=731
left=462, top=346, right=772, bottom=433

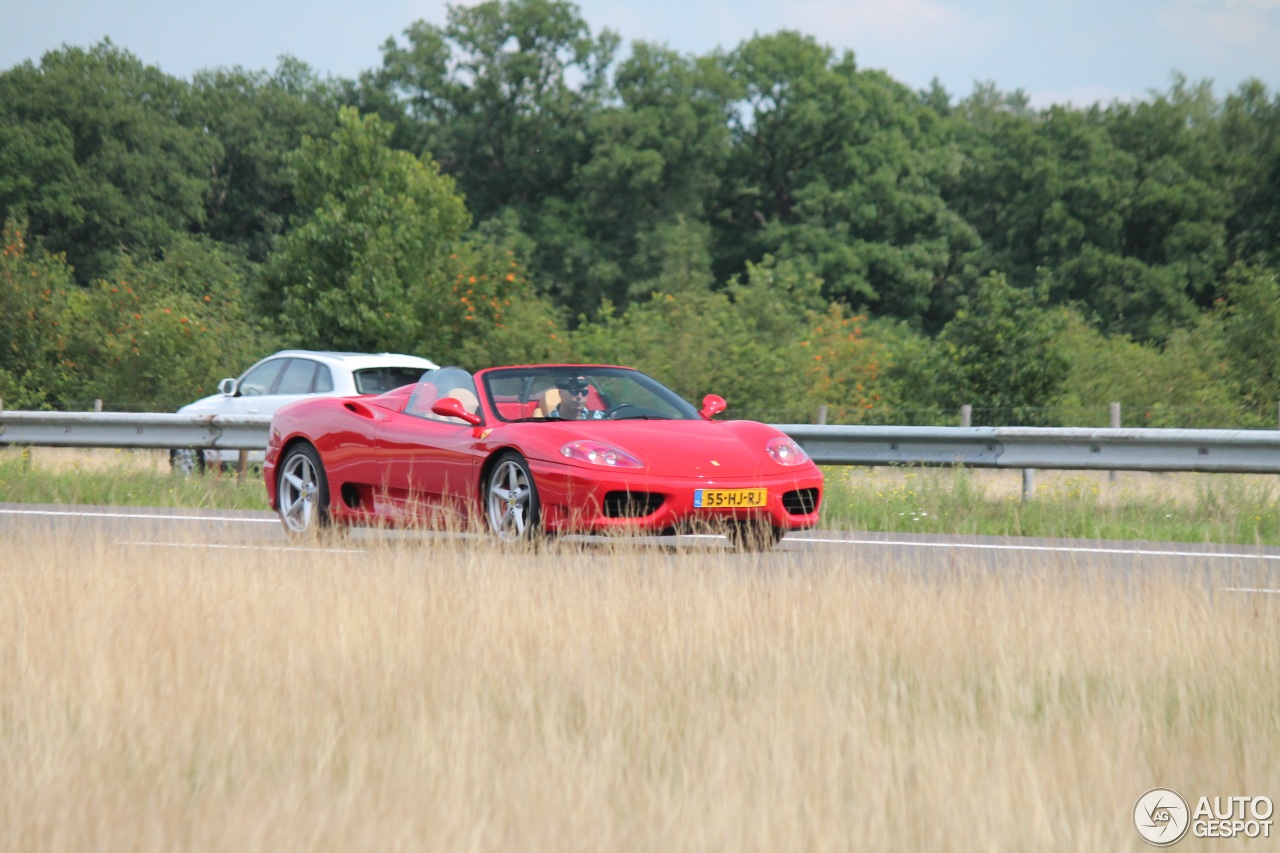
left=727, top=521, right=783, bottom=552
left=277, top=443, right=330, bottom=535
left=168, top=447, right=206, bottom=475
left=486, top=452, right=541, bottom=542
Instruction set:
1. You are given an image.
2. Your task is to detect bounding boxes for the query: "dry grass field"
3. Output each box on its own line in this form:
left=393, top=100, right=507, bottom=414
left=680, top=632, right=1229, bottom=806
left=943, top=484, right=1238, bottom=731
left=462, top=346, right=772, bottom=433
left=2, top=523, right=1277, bottom=852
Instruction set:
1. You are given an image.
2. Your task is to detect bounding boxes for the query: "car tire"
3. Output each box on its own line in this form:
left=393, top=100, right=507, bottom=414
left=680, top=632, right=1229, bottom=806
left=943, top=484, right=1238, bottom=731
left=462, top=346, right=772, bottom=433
left=168, top=447, right=206, bottom=475
left=276, top=443, right=331, bottom=536
left=485, top=451, right=542, bottom=543
left=727, top=521, right=783, bottom=552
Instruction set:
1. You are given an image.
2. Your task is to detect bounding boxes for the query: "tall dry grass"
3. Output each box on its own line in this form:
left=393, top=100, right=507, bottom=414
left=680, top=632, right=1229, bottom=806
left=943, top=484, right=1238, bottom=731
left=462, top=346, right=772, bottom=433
left=1, top=526, right=1276, bottom=852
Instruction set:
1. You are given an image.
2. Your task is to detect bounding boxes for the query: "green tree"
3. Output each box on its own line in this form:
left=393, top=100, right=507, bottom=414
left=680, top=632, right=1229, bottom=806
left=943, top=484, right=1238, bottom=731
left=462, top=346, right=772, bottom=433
left=1216, top=263, right=1280, bottom=416
left=0, top=217, right=87, bottom=407
left=552, top=44, right=735, bottom=312
left=187, top=58, right=343, bottom=262
left=447, top=212, right=569, bottom=368
left=0, top=41, right=217, bottom=284
left=260, top=107, right=470, bottom=354
left=1218, top=79, right=1280, bottom=265
left=372, top=0, right=618, bottom=217
left=935, top=273, right=1069, bottom=424
left=1056, top=309, right=1240, bottom=428
left=716, top=33, right=979, bottom=326
left=572, top=256, right=891, bottom=422
left=0, top=219, right=266, bottom=410
left=944, top=79, right=1235, bottom=341
left=72, top=238, right=271, bottom=409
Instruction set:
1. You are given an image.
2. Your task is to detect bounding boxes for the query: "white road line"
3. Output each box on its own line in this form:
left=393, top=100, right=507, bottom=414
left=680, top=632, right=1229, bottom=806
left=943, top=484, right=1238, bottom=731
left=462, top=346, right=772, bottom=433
left=1219, top=587, right=1280, bottom=594
left=7, top=506, right=1280, bottom=563
left=0, top=508, right=275, bottom=523
left=793, top=536, right=1280, bottom=562
left=116, top=540, right=359, bottom=554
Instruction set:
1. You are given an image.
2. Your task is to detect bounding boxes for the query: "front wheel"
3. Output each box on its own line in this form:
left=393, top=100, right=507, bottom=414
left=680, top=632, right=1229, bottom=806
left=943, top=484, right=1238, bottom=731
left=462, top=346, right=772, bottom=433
left=486, top=452, right=542, bottom=542
left=277, top=443, right=330, bottom=535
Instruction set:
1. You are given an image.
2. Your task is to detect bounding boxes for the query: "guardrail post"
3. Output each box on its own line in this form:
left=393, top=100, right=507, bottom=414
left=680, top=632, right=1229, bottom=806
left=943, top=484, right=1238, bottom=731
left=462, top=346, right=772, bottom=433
left=93, top=399, right=103, bottom=413
left=236, top=450, right=249, bottom=483
left=961, top=405, right=972, bottom=428
left=1022, top=468, right=1035, bottom=503
left=816, top=405, right=828, bottom=426
left=1109, top=402, right=1120, bottom=483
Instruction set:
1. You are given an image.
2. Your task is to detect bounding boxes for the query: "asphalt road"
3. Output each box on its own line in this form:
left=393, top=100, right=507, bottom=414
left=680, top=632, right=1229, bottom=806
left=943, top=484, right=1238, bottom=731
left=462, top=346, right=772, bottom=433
left=6, top=501, right=1280, bottom=595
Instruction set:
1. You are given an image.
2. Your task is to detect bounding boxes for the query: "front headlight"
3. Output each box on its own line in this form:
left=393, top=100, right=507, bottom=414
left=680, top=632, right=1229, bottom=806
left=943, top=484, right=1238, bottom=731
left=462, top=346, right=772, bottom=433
left=766, top=436, right=809, bottom=466
left=560, top=440, right=644, bottom=468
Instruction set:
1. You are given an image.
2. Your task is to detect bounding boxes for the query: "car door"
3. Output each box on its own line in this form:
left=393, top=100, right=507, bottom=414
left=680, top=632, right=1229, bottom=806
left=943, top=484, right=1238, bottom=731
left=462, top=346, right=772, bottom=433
left=211, top=356, right=287, bottom=417
left=374, top=409, right=479, bottom=521
left=236, top=357, right=332, bottom=416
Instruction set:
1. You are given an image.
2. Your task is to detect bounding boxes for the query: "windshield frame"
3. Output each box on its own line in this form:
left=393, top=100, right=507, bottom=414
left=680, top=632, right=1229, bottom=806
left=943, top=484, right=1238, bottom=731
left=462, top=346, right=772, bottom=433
left=479, top=366, right=700, bottom=423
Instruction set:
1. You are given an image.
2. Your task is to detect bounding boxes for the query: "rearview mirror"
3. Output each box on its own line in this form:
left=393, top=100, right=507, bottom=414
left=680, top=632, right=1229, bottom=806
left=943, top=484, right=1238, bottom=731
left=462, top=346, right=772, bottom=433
left=700, top=394, right=727, bottom=419
left=430, top=397, right=482, bottom=426
left=217, top=378, right=236, bottom=396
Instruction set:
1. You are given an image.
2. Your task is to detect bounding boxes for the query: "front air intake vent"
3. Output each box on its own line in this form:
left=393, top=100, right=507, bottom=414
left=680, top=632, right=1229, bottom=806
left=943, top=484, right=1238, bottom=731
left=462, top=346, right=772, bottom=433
left=781, top=488, right=820, bottom=515
left=602, top=491, right=664, bottom=518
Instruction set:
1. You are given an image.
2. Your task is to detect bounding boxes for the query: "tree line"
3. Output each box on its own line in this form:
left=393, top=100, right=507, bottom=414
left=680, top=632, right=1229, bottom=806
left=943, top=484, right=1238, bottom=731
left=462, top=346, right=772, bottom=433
left=2, top=0, right=1279, bottom=425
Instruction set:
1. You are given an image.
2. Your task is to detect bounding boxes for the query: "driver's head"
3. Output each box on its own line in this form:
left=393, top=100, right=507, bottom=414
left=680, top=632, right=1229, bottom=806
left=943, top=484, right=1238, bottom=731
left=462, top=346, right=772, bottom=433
left=555, top=375, right=591, bottom=416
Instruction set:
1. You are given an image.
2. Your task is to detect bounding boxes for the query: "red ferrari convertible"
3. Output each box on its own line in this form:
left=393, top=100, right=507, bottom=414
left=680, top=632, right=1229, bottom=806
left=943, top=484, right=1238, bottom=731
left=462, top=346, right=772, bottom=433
left=264, top=365, right=823, bottom=549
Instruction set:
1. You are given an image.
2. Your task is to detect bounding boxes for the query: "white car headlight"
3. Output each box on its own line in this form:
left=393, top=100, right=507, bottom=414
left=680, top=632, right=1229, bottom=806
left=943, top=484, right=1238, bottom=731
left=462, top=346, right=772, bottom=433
left=766, top=436, right=809, bottom=466
left=560, top=441, right=644, bottom=468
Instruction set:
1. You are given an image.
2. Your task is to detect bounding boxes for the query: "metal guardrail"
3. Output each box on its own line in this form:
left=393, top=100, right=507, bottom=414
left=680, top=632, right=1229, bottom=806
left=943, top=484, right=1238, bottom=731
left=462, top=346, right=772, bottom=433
left=780, top=424, right=1280, bottom=474
left=0, top=412, right=271, bottom=450
left=3, top=411, right=1280, bottom=475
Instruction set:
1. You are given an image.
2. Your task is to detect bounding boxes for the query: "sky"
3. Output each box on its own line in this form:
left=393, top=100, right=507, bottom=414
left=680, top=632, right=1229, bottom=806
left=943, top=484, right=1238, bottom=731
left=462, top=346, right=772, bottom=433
left=2, top=0, right=1279, bottom=107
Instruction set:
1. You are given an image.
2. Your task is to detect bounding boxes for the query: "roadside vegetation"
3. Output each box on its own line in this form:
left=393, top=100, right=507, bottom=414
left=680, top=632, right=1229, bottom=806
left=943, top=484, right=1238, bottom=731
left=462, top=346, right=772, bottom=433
left=5, top=448, right=1278, bottom=545
left=819, top=465, right=1280, bottom=545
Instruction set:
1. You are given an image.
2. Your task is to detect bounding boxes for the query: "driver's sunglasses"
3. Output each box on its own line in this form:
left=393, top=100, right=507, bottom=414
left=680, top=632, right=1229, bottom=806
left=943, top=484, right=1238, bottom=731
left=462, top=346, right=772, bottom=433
left=567, top=387, right=590, bottom=396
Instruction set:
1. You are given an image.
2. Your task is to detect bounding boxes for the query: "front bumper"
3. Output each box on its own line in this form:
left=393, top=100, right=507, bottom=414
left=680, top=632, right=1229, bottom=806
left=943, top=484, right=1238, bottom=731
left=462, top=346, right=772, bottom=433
left=527, top=461, right=823, bottom=534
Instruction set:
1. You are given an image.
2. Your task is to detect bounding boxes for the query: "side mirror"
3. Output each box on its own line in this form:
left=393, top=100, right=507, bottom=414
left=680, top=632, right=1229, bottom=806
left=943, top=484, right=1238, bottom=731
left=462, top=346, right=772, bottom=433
left=430, top=397, right=482, bottom=426
left=217, top=377, right=236, bottom=396
left=700, top=394, right=727, bottom=419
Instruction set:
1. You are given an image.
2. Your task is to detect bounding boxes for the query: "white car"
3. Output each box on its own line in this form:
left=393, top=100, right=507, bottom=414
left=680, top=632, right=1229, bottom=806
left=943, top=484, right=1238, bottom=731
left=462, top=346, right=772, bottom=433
left=171, top=350, right=438, bottom=472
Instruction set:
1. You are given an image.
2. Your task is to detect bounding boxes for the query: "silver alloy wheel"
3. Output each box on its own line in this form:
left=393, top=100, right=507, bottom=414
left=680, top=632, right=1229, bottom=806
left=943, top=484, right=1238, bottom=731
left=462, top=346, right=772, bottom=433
left=278, top=449, right=322, bottom=534
left=487, top=457, right=534, bottom=542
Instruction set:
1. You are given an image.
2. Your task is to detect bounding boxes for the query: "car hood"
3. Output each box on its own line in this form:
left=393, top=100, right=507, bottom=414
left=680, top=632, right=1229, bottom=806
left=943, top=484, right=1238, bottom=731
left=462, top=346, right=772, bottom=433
left=515, top=419, right=794, bottom=479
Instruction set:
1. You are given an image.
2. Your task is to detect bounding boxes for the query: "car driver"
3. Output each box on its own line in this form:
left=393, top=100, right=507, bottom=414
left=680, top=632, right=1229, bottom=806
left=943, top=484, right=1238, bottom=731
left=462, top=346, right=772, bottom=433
left=550, top=375, right=605, bottom=420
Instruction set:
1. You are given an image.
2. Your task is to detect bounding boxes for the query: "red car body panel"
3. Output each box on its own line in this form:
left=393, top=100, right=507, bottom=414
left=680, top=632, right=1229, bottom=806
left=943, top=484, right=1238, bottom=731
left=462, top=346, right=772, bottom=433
left=265, top=365, right=823, bottom=536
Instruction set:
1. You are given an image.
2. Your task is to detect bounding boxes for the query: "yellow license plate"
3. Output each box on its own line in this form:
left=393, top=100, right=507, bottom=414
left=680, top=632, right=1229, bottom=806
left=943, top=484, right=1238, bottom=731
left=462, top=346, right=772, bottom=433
left=694, top=488, right=767, bottom=509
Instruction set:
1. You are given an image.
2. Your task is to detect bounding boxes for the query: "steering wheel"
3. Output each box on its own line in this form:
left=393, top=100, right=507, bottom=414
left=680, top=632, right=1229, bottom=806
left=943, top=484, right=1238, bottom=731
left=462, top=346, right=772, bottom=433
left=604, top=403, right=638, bottom=419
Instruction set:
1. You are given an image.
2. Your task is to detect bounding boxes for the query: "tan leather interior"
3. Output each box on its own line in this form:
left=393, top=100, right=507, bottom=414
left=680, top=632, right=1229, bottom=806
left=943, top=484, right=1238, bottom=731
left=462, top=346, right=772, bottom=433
left=445, top=387, right=479, bottom=414
left=532, top=387, right=562, bottom=418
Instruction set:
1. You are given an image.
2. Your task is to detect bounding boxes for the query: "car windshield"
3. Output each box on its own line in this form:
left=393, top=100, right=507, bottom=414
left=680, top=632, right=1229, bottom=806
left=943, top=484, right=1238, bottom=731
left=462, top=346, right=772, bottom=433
left=481, top=367, right=700, bottom=422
